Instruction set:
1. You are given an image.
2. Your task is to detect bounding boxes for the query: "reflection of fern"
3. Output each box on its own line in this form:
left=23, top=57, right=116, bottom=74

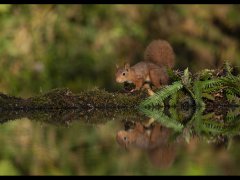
left=191, top=108, right=226, bottom=136
left=226, top=92, right=240, bottom=104
left=140, top=81, right=183, bottom=107
left=226, top=108, right=240, bottom=122
left=189, top=106, right=240, bottom=137
left=201, top=120, right=225, bottom=135
left=139, top=107, right=183, bottom=131
left=224, top=121, right=240, bottom=137
left=189, top=107, right=204, bottom=135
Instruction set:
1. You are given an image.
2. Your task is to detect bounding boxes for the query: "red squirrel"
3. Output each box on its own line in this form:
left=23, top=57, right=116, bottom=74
left=115, top=40, right=175, bottom=92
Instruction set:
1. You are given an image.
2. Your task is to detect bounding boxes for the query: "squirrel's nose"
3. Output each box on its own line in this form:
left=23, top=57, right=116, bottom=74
left=116, top=77, right=122, bottom=83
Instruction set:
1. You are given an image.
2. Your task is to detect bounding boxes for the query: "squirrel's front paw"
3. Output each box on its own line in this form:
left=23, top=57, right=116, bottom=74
left=124, top=82, right=135, bottom=92
left=130, top=89, right=137, bottom=93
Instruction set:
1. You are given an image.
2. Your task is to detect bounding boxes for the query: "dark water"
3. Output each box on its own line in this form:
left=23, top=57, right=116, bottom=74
left=0, top=107, right=240, bottom=175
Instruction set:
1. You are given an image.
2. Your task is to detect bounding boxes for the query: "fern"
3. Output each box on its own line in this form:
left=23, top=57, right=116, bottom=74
left=224, top=61, right=233, bottom=76
left=201, top=78, right=226, bottom=93
left=140, top=81, right=183, bottom=107
left=193, top=78, right=226, bottom=106
left=196, top=69, right=215, bottom=81
left=169, top=107, right=180, bottom=122
left=201, top=78, right=224, bottom=91
left=141, top=64, right=240, bottom=108
left=222, top=75, right=240, bottom=83
left=203, top=86, right=224, bottom=94
left=221, top=76, right=240, bottom=95
left=193, top=81, right=205, bottom=107
left=181, top=68, right=192, bottom=87
left=221, top=76, right=240, bottom=104
left=169, top=93, right=178, bottom=106
left=202, top=93, right=215, bottom=101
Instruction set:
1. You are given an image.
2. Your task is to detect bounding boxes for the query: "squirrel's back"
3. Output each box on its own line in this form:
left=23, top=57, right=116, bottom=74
left=144, top=39, right=175, bottom=69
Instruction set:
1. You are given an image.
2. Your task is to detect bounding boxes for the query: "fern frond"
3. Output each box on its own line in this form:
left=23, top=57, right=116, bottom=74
left=169, top=93, right=178, bottom=106
left=224, top=61, right=233, bottom=75
left=169, top=107, right=180, bottom=122
left=140, top=81, right=183, bottom=107
left=196, top=69, right=215, bottom=81
left=222, top=75, right=240, bottom=84
left=193, top=81, right=205, bottom=107
left=202, top=93, right=215, bottom=101
left=201, top=79, right=224, bottom=91
left=181, top=68, right=192, bottom=87
left=221, top=76, right=240, bottom=95
left=193, top=78, right=227, bottom=106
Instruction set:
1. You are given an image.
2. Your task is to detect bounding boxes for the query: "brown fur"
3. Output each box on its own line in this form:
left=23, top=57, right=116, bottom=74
left=144, top=39, right=175, bottom=69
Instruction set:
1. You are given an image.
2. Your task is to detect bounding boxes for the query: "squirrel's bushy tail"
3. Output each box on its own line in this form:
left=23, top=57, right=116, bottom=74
left=144, top=39, right=175, bottom=69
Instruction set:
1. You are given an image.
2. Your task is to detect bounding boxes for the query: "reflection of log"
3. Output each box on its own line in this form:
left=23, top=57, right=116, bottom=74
left=0, top=109, right=144, bottom=126
left=0, top=88, right=147, bottom=110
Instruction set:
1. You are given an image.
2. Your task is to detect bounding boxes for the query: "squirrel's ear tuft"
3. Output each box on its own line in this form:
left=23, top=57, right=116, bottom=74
left=124, top=63, right=130, bottom=70
left=116, top=64, right=119, bottom=69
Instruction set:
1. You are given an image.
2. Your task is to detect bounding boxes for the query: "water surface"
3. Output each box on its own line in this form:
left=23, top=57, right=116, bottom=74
left=0, top=107, right=239, bottom=175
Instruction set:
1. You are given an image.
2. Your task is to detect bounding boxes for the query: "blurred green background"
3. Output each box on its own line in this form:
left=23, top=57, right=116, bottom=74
left=0, top=4, right=240, bottom=96
left=0, top=4, right=240, bottom=175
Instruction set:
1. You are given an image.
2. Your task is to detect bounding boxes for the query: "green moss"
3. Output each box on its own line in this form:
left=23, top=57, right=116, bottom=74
left=0, top=88, right=147, bottom=110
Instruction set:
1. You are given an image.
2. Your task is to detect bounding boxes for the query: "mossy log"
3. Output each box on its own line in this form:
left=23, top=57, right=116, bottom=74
left=0, top=88, right=147, bottom=111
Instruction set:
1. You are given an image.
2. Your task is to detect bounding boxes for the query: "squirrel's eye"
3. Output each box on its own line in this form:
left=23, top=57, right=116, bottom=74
left=122, top=73, right=125, bottom=76
left=123, top=136, right=127, bottom=141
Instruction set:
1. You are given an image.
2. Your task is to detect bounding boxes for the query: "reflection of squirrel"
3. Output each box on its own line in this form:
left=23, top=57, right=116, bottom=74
left=115, top=40, right=175, bottom=92
left=116, top=121, right=176, bottom=169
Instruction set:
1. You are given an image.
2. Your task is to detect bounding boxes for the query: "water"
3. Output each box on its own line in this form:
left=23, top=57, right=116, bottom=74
left=0, top=106, right=240, bottom=175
